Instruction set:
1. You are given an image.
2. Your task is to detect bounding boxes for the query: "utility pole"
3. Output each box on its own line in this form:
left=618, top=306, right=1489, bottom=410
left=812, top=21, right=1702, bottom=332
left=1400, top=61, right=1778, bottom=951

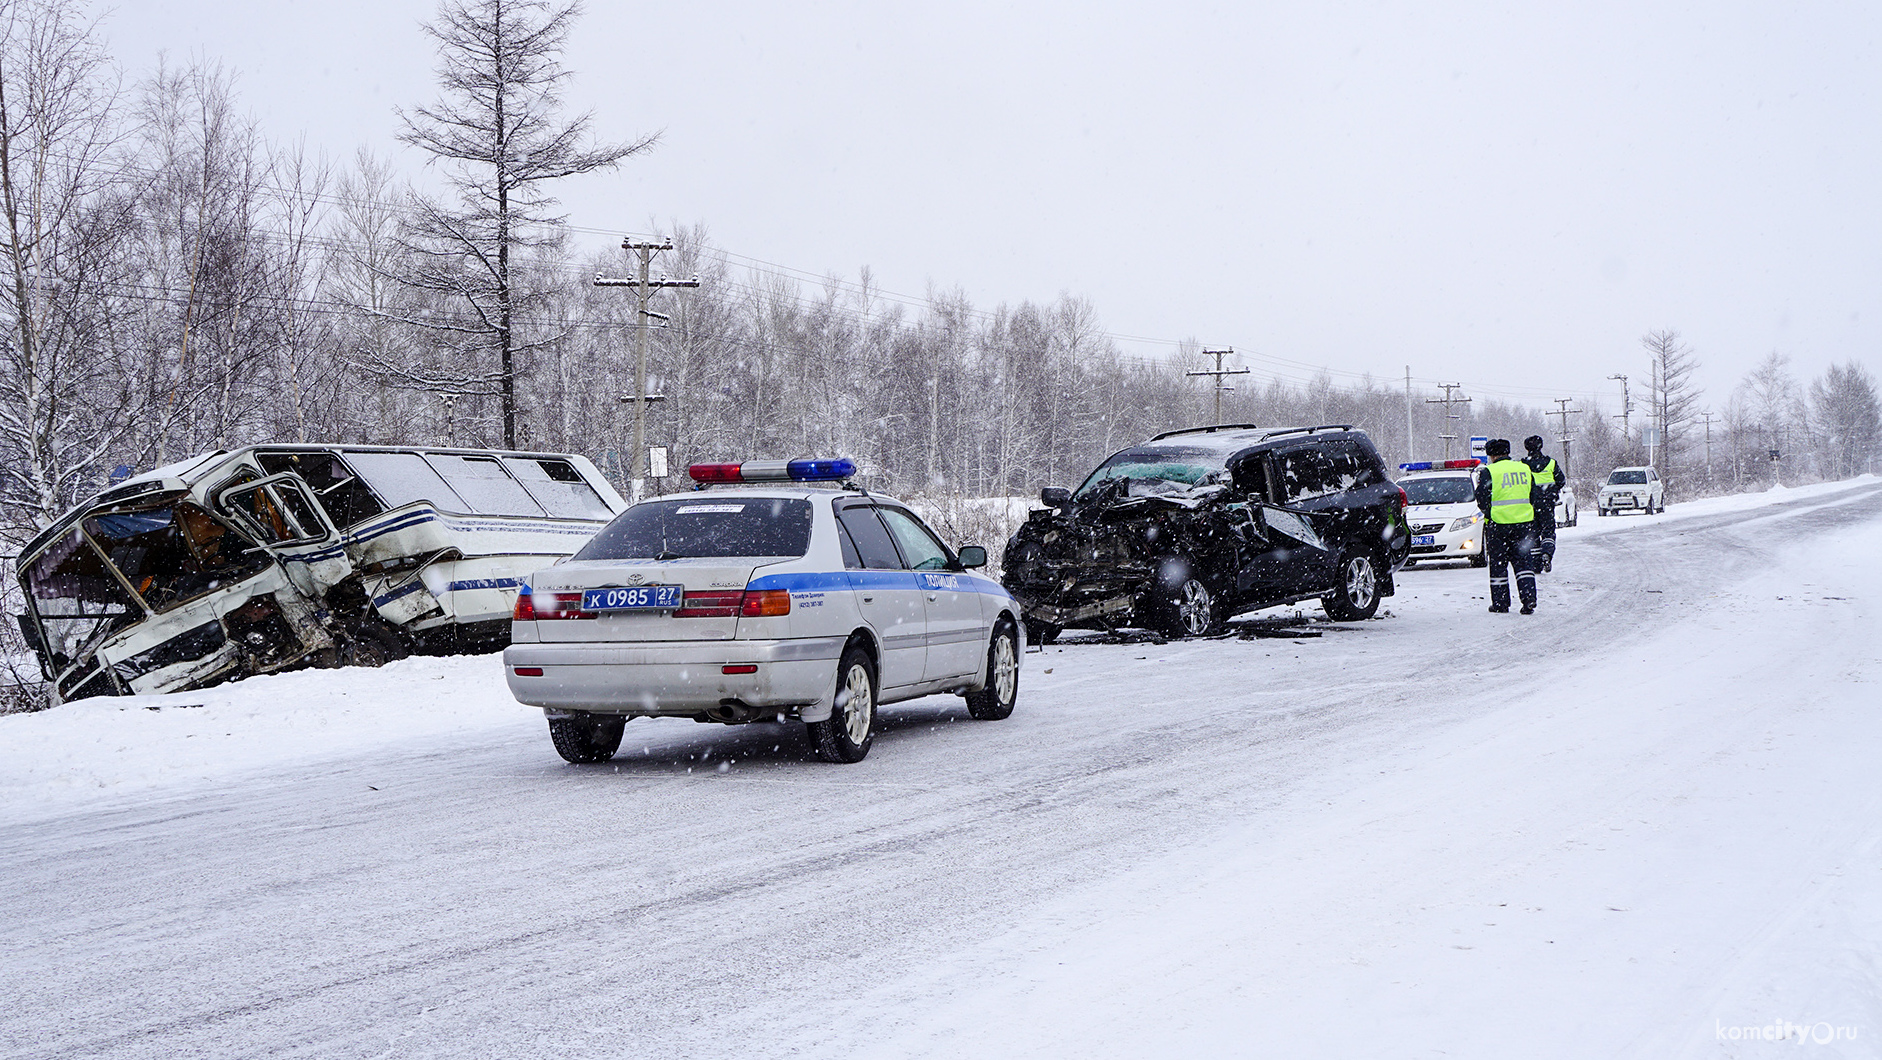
left=1699, top=409, right=1717, bottom=485
left=1609, top=373, right=1632, bottom=449
left=1425, top=383, right=1472, bottom=460
left=595, top=238, right=699, bottom=502
left=1548, top=398, right=1582, bottom=468
left=1186, top=347, right=1250, bottom=425
left=1405, top=366, right=1414, bottom=463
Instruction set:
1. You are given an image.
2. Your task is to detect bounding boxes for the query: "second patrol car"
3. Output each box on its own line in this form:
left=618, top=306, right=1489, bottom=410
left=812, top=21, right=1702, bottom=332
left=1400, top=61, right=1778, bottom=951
left=1397, top=459, right=1488, bottom=566
left=504, top=459, right=1023, bottom=764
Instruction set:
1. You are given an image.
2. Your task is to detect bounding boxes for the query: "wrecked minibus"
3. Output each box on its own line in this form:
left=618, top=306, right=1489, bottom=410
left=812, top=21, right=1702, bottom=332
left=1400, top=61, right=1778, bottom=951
left=13, top=445, right=625, bottom=703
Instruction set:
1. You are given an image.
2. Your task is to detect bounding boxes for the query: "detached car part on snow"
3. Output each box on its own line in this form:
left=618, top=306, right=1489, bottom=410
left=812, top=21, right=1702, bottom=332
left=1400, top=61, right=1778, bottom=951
left=14, top=445, right=624, bottom=703
left=1002, top=425, right=1412, bottom=640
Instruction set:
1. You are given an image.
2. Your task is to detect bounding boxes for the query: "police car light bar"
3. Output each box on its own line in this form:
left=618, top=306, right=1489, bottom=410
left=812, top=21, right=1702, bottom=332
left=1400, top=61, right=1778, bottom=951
left=1398, top=458, right=1484, bottom=472
left=688, top=458, right=857, bottom=484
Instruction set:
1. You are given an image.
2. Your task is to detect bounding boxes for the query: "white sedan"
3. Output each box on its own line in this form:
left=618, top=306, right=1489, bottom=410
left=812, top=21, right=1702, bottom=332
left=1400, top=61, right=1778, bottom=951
left=1397, top=462, right=1488, bottom=567
left=504, top=459, right=1023, bottom=764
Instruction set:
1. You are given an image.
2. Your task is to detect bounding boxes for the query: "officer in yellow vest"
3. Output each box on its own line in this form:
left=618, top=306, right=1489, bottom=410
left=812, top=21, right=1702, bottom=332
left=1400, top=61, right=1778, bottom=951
left=1473, top=438, right=1541, bottom=613
left=1522, top=435, right=1563, bottom=572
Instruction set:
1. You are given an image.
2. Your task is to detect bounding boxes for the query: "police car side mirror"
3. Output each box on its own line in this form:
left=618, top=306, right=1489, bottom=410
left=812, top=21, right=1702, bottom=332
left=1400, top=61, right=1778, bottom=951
left=1040, top=487, right=1071, bottom=508
left=957, top=545, right=988, bottom=569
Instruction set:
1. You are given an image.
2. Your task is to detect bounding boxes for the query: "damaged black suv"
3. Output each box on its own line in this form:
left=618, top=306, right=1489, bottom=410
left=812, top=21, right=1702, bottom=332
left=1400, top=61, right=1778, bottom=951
left=1002, top=424, right=1411, bottom=641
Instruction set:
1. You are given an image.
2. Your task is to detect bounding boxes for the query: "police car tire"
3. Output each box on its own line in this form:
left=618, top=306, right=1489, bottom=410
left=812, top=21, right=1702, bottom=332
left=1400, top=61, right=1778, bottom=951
left=965, top=623, right=1019, bottom=721
left=548, top=713, right=625, bottom=764
left=1321, top=552, right=1382, bottom=621
left=809, top=645, right=877, bottom=763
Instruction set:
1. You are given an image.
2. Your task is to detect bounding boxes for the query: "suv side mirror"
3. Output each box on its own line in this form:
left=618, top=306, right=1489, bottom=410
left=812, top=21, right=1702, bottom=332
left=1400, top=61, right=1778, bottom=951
left=1040, top=486, right=1071, bottom=508
left=957, top=545, right=987, bottom=569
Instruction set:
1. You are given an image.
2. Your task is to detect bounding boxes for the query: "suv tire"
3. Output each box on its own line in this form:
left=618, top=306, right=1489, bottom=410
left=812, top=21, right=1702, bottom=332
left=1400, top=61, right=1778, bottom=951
left=1322, top=552, right=1382, bottom=621
left=809, top=645, right=877, bottom=763
left=548, top=713, right=625, bottom=763
left=964, top=622, right=1019, bottom=720
left=1154, top=562, right=1220, bottom=639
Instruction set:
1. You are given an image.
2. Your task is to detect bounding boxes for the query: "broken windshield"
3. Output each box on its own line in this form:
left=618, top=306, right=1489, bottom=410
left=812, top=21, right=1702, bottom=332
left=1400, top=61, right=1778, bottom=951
left=83, top=503, right=270, bottom=612
left=1075, top=446, right=1229, bottom=500
left=24, top=527, right=143, bottom=664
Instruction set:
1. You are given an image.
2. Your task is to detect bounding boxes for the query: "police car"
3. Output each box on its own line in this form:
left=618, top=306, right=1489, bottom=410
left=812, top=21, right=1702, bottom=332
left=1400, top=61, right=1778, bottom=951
left=1396, top=459, right=1488, bottom=567
left=504, top=459, right=1023, bottom=764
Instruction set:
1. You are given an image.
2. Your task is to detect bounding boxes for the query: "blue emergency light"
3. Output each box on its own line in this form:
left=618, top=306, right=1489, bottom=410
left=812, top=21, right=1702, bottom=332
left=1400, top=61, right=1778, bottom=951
left=688, top=458, right=857, bottom=484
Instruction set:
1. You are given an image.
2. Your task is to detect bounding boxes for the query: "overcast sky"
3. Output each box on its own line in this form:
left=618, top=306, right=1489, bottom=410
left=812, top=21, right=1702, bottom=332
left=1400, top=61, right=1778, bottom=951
left=108, top=0, right=1881, bottom=417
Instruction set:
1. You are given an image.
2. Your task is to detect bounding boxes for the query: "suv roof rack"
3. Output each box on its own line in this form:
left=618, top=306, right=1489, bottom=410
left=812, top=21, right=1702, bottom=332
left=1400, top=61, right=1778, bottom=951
left=1149, top=423, right=1262, bottom=441
left=1256, top=423, right=1355, bottom=441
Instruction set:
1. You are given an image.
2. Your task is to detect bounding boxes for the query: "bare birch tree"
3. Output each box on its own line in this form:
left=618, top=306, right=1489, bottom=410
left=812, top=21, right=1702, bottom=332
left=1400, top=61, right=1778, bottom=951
left=1642, top=328, right=1702, bottom=475
left=392, top=0, right=656, bottom=447
left=0, top=0, right=136, bottom=543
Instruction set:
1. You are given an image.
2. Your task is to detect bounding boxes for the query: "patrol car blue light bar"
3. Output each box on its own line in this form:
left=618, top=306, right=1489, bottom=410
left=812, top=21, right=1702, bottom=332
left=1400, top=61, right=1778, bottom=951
left=688, top=458, right=857, bottom=484
left=1398, top=458, right=1483, bottom=472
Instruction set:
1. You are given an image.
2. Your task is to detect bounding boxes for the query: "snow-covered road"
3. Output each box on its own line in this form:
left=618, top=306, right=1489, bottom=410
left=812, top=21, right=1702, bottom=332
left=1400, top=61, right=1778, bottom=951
left=4, top=480, right=1879, bottom=1059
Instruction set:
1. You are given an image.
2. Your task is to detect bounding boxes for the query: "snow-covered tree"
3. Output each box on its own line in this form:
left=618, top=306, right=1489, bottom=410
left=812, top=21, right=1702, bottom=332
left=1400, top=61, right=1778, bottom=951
left=391, top=0, right=656, bottom=448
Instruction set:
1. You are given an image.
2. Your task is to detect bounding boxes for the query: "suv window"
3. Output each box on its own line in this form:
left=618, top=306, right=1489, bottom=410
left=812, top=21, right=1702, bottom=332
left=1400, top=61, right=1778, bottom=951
left=1323, top=438, right=1383, bottom=490
left=576, top=498, right=812, bottom=560
left=1279, top=447, right=1339, bottom=502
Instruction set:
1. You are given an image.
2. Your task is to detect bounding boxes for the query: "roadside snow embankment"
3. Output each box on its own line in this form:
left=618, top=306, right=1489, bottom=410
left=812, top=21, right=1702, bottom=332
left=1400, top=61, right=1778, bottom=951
left=0, top=653, right=530, bottom=826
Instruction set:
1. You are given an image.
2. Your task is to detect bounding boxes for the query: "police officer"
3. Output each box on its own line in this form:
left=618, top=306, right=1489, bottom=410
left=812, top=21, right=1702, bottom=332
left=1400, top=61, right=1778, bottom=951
left=1521, top=435, right=1563, bottom=573
left=1474, top=438, right=1541, bottom=614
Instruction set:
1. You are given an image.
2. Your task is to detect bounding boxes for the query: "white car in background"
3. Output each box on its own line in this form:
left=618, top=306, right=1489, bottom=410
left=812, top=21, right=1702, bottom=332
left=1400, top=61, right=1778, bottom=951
left=1397, top=460, right=1488, bottom=567
left=1598, top=466, right=1665, bottom=515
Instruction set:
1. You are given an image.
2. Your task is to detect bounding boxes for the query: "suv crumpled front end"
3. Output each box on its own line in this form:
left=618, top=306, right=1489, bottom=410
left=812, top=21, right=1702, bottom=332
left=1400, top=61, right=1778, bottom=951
left=1003, top=477, right=1242, bottom=637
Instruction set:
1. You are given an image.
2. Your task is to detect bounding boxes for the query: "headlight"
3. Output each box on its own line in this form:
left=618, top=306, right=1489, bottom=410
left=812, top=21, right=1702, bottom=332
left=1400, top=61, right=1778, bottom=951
left=1446, top=514, right=1481, bottom=532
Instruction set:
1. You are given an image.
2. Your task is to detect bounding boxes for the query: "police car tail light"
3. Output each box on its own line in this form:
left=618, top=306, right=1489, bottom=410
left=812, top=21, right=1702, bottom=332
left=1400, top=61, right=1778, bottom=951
left=533, top=592, right=596, bottom=620
left=512, top=587, right=536, bottom=622
left=675, top=589, right=744, bottom=617
left=687, top=458, right=857, bottom=484
left=739, top=589, right=792, bottom=617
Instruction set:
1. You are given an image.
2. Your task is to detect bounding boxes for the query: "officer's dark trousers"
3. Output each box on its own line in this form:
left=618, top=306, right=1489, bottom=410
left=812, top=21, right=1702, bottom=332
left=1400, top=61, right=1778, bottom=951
left=1485, top=521, right=1538, bottom=610
left=1533, top=507, right=1557, bottom=568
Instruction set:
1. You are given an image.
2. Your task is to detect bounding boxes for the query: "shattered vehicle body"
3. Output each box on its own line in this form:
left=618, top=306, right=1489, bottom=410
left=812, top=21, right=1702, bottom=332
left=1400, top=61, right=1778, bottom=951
left=14, top=445, right=625, bottom=703
left=1002, top=425, right=1412, bottom=641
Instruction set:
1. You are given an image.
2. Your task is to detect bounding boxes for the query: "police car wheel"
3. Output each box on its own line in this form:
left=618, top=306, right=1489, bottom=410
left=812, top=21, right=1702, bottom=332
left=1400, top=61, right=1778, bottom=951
left=1321, top=553, right=1381, bottom=621
left=547, top=713, right=625, bottom=764
left=965, top=623, right=1019, bottom=721
left=809, top=645, right=877, bottom=763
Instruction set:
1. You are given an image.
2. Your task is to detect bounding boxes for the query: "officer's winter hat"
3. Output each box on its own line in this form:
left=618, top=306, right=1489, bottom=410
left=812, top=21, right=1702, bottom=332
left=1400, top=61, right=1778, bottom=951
left=1486, top=438, right=1512, bottom=457
left=1524, top=435, right=1545, bottom=453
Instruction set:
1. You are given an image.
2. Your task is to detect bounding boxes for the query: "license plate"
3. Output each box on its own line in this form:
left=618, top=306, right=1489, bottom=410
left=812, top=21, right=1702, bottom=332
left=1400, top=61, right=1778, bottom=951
left=582, top=585, right=684, bottom=611
left=1413, top=534, right=1436, bottom=546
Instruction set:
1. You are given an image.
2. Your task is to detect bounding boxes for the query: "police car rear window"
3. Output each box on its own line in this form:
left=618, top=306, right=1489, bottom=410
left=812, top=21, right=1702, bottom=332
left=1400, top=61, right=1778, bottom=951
left=574, top=498, right=813, bottom=560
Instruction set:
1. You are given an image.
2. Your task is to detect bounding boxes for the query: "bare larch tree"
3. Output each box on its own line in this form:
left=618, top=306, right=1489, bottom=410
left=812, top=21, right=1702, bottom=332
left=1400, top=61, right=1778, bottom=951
left=392, top=0, right=656, bottom=448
